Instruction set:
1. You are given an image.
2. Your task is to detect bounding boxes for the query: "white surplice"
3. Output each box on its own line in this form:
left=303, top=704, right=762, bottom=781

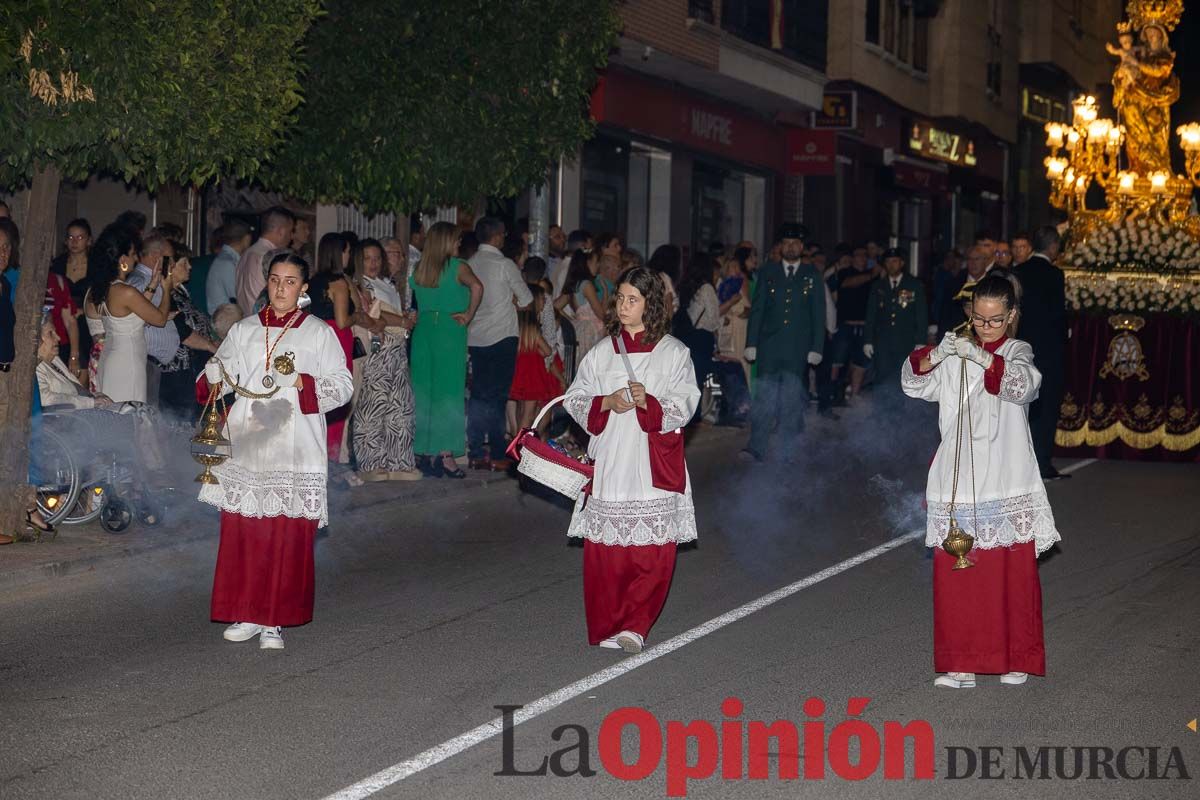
left=197, top=311, right=353, bottom=527
left=901, top=337, right=1061, bottom=555
left=563, top=334, right=700, bottom=546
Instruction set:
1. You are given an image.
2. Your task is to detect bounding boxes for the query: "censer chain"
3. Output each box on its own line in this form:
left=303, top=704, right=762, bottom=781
left=212, top=358, right=282, bottom=400
left=948, top=354, right=979, bottom=538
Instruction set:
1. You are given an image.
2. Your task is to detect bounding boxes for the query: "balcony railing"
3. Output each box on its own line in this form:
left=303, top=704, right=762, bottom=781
left=720, top=0, right=827, bottom=72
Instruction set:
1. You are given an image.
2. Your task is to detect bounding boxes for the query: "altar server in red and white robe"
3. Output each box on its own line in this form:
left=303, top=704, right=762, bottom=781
left=902, top=274, right=1060, bottom=688
left=562, top=266, right=700, bottom=654
left=196, top=252, right=353, bottom=650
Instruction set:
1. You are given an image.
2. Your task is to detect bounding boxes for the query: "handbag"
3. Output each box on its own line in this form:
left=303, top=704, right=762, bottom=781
left=507, top=395, right=594, bottom=499
left=351, top=336, right=368, bottom=359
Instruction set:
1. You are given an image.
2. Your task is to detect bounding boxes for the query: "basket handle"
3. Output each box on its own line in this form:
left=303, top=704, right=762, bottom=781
left=530, top=394, right=569, bottom=430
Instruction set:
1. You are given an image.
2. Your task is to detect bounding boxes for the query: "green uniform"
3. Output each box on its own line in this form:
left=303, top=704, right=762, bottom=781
left=863, top=274, right=928, bottom=383
left=744, top=260, right=825, bottom=459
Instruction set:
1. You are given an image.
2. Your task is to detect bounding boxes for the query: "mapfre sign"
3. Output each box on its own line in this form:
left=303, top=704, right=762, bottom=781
left=591, top=71, right=784, bottom=171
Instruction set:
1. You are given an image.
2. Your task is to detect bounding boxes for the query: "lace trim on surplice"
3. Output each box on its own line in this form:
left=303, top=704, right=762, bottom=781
left=926, top=491, right=1060, bottom=555
left=199, top=463, right=329, bottom=526
left=568, top=493, right=697, bottom=546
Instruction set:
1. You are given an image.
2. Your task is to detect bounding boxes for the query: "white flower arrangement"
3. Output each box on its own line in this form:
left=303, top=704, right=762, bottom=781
left=1065, top=271, right=1200, bottom=316
left=1066, top=219, right=1200, bottom=273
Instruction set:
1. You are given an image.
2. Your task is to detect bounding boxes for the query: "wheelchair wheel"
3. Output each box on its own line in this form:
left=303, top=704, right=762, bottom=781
left=62, top=483, right=107, bottom=525
left=32, top=428, right=81, bottom=527
left=135, top=490, right=166, bottom=527
left=99, top=498, right=133, bottom=533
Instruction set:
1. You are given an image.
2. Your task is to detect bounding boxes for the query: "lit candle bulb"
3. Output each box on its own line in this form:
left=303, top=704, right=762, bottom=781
left=1150, top=171, right=1169, bottom=193
left=1118, top=171, right=1136, bottom=194
left=1044, top=156, right=1067, bottom=180
left=1067, top=129, right=1081, bottom=150
left=1088, top=119, right=1111, bottom=142
left=1177, top=123, right=1200, bottom=152
left=1045, top=122, right=1064, bottom=148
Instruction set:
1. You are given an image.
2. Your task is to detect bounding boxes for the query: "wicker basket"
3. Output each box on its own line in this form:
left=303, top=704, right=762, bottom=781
left=507, top=395, right=593, bottom=499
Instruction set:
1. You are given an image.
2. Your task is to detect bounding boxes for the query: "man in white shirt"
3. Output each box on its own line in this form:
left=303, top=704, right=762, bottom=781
left=467, top=216, right=533, bottom=470
left=206, top=219, right=253, bottom=314
left=235, top=207, right=294, bottom=315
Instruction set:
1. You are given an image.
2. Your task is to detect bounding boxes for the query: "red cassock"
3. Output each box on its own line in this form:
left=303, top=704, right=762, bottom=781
left=933, top=543, right=1046, bottom=675
left=562, top=331, right=701, bottom=645
left=211, top=511, right=317, bottom=627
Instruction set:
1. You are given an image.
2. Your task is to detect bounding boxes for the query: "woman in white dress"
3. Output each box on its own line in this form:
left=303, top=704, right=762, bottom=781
left=89, top=226, right=173, bottom=403
left=198, top=252, right=353, bottom=651
left=562, top=266, right=700, bottom=654
left=560, top=249, right=606, bottom=371
left=901, top=274, right=1060, bottom=689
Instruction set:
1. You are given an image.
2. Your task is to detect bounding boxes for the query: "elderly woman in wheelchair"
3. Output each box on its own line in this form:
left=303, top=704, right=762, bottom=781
left=34, top=319, right=168, bottom=532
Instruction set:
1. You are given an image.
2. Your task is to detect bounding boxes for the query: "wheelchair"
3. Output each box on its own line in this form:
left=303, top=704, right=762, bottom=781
left=33, top=405, right=167, bottom=534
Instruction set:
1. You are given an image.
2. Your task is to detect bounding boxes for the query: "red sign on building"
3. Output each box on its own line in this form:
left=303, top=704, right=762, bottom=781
left=785, top=129, right=836, bottom=175
left=590, top=71, right=784, bottom=172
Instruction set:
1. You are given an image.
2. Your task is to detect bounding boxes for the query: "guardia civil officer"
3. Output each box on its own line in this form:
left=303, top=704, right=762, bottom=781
left=863, top=247, right=929, bottom=387
left=740, top=223, right=825, bottom=463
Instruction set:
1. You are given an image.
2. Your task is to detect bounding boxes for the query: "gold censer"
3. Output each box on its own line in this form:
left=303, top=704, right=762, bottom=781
left=191, top=386, right=232, bottom=484
left=942, top=517, right=975, bottom=570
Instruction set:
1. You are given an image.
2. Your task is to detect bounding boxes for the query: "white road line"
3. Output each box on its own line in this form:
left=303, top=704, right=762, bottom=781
left=320, top=530, right=925, bottom=800
left=321, top=458, right=1102, bottom=799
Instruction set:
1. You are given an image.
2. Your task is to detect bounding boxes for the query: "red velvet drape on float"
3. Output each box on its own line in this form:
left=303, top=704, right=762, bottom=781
left=211, top=511, right=317, bottom=627
left=583, top=540, right=676, bottom=645
left=933, top=542, right=1045, bottom=675
left=1057, top=313, right=1200, bottom=462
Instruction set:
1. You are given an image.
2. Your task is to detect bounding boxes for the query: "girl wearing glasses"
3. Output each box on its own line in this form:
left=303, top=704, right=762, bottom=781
left=902, top=274, right=1060, bottom=690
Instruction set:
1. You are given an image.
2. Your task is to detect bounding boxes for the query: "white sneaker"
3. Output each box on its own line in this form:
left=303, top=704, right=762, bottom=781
left=933, top=672, right=976, bottom=689
left=223, top=622, right=265, bottom=642
left=1000, top=671, right=1028, bottom=685
left=259, top=626, right=284, bottom=650
left=598, top=637, right=622, bottom=650
left=615, top=631, right=644, bottom=654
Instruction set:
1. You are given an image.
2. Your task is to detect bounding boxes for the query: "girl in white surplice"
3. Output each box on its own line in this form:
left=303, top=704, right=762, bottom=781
left=562, top=267, right=700, bottom=654
left=902, top=274, right=1060, bottom=689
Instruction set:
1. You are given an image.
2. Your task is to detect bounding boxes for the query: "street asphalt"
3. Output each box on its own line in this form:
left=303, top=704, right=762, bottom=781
left=0, top=399, right=1197, bottom=800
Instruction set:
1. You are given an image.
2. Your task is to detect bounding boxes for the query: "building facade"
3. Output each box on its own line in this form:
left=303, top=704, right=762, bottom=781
left=558, top=0, right=829, bottom=257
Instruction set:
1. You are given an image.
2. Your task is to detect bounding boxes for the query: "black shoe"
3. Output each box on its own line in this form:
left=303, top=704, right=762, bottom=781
left=417, top=455, right=444, bottom=478
left=1041, top=469, right=1071, bottom=481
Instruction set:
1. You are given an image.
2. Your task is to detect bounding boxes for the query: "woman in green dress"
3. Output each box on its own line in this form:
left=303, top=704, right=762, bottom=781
left=409, top=222, right=483, bottom=478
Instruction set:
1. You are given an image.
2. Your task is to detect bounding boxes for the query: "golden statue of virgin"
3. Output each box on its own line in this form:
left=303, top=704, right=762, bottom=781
left=1112, top=6, right=1182, bottom=174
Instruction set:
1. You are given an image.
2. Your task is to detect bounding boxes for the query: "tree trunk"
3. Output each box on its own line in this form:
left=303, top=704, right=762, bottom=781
left=0, top=164, right=60, bottom=540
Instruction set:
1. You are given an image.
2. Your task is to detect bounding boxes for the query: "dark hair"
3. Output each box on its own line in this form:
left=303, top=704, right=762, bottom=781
left=523, top=255, right=547, bottom=284
left=1031, top=225, right=1061, bottom=254
left=1011, top=230, right=1032, bottom=244
left=647, top=244, right=682, bottom=284
left=474, top=216, right=505, bottom=244
left=561, top=248, right=595, bottom=298
left=0, top=218, right=20, bottom=267
left=409, top=212, right=425, bottom=236
left=353, top=238, right=387, bottom=280
left=223, top=219, right=252, bottom=243
left=316, top=232, right=346, bottom=276
left=113, top=210, right=147, bottom=235
left=594, top=232, right=622, bottom=254
left=971, top=274, right=1017, bottom=310
left=88, top=223, right=142, bottom=306
left=458, top=231, right=479, bottom=260
left=261, top=206, right=295, bottom=234
left=266, top=250, right=310, bottom=282
left=732, top=246, right=755, bottom=274
left=605, top=267, right=669, bottom=344
left=66, top=218, right=92, bottom=238
left=339, top=229, right=360, bottom=250
left=502, top=234, right=526, bottom=262
left=168, top=240, right=192, bottom=263
left=566, top=229, right=592, bottom=252
left=676, top=252, right=715, bottom=311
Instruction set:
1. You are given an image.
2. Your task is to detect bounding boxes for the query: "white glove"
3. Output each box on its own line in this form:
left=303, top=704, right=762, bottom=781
left=271, top=365, right=301, bottom=389
left=204, top=359, right=222, bottom=384
left=862, top=343, right=875, bottom=359
left=807, top=351, right=822, bottom=366
left=930, top=332, right=958, bottom=365
left=743, top=346, right=757, bottom=363
left=954, top=336, right=993, bottom=367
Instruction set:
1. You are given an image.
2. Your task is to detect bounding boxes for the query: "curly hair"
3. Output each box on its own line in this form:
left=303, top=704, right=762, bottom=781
left=605, top=267, right=670, bottom=344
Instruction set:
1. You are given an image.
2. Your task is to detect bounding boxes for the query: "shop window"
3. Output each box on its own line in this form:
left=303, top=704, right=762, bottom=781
left=692, top=161, right=767, bottom=254
left=626, top=144, right=672, bottom=261
left=581, top=134, right=629, bottom=236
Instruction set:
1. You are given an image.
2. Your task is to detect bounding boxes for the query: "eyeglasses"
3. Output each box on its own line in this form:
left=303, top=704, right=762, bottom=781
left=971, top=315, right=1009, bottom=328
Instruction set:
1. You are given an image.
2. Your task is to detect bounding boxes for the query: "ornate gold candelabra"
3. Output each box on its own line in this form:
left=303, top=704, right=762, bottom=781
left=1045, top=1, right=1200, bottom=238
